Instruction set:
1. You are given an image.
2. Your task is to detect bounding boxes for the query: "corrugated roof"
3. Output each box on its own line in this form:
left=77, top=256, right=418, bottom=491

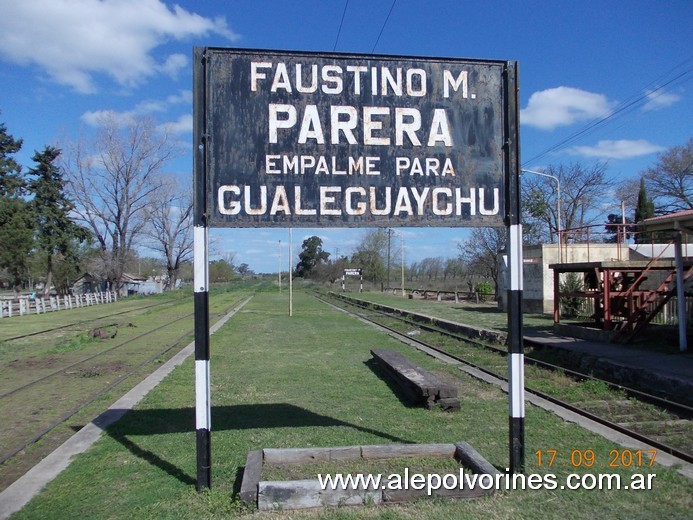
left=642, top=209, right=693, bottom=232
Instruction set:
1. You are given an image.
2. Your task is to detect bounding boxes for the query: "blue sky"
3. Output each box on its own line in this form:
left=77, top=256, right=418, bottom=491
left=0, top=0, right=691, bottom=273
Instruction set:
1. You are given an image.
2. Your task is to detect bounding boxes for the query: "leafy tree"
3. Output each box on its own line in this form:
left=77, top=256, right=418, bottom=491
left=312, top=255, right=350, bottom=284
left=27, top=146, right=90, bottom=295
left=559, top=273, right=585, bottom=318
left=50, top=246, right=90, bottom=295
left=351, top=229, right=388, bottom=283
left=634, top=177, right=656, bottom=244
left=603, top=213, right=634, bottom=243
left=0, top=122, right=24, bottom=195
left=642, top=138, right=692, bottom=213
left=209, top=259, right=236, bottom=283
left=295, top=236, right=329, bottom=278
left=474, top=281, right=494, bottom=302
left=0, top=121, right=33, bottom=291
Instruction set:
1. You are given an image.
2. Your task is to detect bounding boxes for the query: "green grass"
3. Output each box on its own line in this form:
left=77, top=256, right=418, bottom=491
left=0, top=282, right=264, bottom=493
left=9, top=290, right=692, bottom=519
left=336, top=291, right=556, bottom=332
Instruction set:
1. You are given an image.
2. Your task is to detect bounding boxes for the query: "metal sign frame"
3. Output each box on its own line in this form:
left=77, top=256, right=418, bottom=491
left=193, top=47, right=523, bottom=490
left=342, top=268, right=363, bottom=292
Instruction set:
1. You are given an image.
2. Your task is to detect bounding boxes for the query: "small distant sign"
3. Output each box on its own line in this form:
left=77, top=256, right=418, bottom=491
left=344, top=268, right=362, bottom=276
left=195, top=47, right=516, bottom=228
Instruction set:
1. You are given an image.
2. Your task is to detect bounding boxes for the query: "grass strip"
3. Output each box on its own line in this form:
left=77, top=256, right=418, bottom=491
left=10, top=289, right=692, bottom=519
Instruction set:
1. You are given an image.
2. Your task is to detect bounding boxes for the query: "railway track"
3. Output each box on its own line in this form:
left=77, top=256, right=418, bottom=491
left=0, top=292, right=250, bottom=486
left=0, top=297, right=183, bottom=344
left=320, top=291, right=693, bottom=466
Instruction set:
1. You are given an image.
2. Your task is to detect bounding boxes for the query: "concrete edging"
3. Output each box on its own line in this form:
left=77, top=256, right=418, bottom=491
left=241, top=441, right=500, bottom=511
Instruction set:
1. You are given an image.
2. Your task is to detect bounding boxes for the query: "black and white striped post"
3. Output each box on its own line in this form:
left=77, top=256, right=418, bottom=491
left=504, top=61, right=524, bottom=473
left=507, top=222, right=524, bottom=472
left=193, top=223, right=211, bottom=490
left=193, top=47, right=212, bottom=491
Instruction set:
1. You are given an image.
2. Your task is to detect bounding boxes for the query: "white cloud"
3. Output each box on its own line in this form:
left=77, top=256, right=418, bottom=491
left=521, top=87, right=615, bottom=131
left=0, top=0, right=239, bottom=93
left=567, top=139, right=664, bottom=159
left=81, top=89, right=192, bottom=131
left=158, top=114, right=193, bottom=134
left=80, top=109, right=137, bottom=128
left=158, top=53, right=188, bottom=79
left=642, top=88, right=682, bottom=111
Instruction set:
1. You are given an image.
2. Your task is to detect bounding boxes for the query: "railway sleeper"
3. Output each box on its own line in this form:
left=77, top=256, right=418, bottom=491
left=370, top=348, right=460, bottom=412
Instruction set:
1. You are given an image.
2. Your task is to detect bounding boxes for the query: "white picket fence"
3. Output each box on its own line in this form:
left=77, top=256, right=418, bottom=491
left=0, top=291, right=118, bottom=318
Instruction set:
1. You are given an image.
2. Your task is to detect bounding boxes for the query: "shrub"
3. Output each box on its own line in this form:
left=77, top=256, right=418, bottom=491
left=474, top=281, right=494, bottom=302
left=559, top=272, right=585, bottom=318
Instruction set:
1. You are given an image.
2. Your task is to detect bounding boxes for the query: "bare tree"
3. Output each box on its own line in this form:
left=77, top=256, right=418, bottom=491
left=61, top=115, right=177, bottom=291
left=444, top=257, right=464, bottom=281
left=144, top=175, right=193, bottom=290
left=642, top=137, right=692, bottom=213
left=522, top=162, right=614, bottom=242
left=458, top=227, right=506, bottom=296
left=418, top=257, right=444, bottom=281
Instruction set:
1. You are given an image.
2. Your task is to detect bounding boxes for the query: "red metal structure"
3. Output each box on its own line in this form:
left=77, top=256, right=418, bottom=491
left=549, top=213, right=693, bottom=346
left=550, top=259, right=693, bottom=343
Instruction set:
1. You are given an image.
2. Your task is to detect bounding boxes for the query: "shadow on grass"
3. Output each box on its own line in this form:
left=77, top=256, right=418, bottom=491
left=364, top=358, right=420, bottom=409
left=451, top=305, right=500, bottom=314
left=95, top=403, right=413, bottom=487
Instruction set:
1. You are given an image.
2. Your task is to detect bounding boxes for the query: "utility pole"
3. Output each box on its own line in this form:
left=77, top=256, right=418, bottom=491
left=401, top=236, right=405, bottom=297
left=278, top=240, right=281, bottom=293
left=387, top=228, right=392, bottom=290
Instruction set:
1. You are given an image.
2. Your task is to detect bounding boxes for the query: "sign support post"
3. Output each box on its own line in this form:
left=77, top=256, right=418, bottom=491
left=193, top=47, right=212, bottom=490
left=193, top=47, right=523, bottom=489
left=504, top=62, right=524, bottom=473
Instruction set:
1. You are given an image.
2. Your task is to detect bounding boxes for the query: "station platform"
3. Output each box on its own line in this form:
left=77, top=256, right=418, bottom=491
left=523, top=330, right=693, bottom=407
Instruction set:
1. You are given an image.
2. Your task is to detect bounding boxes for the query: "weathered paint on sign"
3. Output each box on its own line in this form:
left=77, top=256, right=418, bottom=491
left=195, top=47, right=515, bottom=228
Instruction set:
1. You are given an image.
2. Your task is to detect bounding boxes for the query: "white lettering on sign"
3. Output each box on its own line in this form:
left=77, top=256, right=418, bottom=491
left=268, top=104, right=452, bottom=146
left=268, top=103, right=453, bottom=147
left=265, top=154, right=456, bottom=177
left=266, top=154, right=381, bottom=176
left=251, top=62, right=432, bottom=97
left=206, top=51, right=509, bottom=227
left=218, top=185, right=499, bottom=218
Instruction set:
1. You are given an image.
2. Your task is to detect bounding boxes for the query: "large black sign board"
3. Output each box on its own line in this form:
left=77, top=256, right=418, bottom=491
left=192, top=48, right=524, bottom=491
left=195, top=48, right=515, bottom=228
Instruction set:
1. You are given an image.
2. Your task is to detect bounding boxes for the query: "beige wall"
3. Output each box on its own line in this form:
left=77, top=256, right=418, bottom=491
left=498, top=243, right=628, bottom=314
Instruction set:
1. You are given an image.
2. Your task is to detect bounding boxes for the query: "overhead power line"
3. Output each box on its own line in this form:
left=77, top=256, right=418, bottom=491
left=523, top=57, right=693, bottom=167
left=333, top=0, right=350, bottom=52
left=372, top=0, right=398, bottom=53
